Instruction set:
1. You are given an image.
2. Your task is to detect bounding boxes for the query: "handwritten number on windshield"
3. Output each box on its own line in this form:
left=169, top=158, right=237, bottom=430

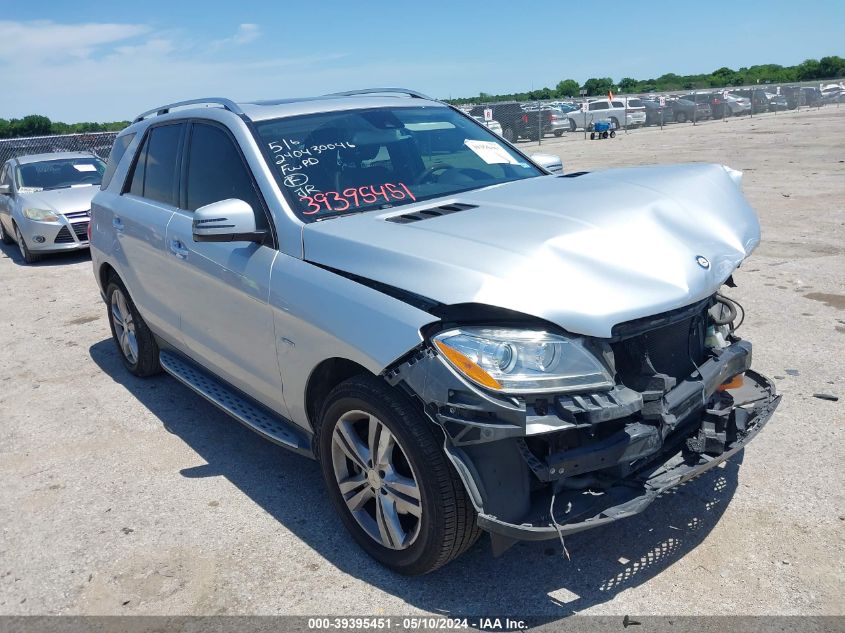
left=300, top=183, right=416, bottom=215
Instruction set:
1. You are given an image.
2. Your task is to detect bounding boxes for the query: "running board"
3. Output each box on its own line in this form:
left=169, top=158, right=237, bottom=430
left=159, top=351, right=313, bottom=459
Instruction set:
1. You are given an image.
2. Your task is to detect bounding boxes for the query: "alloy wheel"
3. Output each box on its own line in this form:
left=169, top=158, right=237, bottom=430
left=330, top=410, right=422, bottom=550
left=110, top=288, right=139, bottom=365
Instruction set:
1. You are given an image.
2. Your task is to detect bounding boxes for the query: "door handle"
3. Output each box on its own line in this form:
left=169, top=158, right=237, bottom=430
left=112, top=217, right=124, bottom=231
left=169, top=238, right=189, bottom=259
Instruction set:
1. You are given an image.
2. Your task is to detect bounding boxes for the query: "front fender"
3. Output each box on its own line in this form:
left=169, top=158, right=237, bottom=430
left=269, top=253, right=438, bottom=430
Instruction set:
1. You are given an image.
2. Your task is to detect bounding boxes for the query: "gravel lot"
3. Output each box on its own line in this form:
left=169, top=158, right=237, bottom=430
left=1, top=107, right=843, bottom=619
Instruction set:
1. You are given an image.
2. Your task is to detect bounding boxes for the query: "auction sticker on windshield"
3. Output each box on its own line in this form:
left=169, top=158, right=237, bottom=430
left=463, top=140, right=519, bottom=165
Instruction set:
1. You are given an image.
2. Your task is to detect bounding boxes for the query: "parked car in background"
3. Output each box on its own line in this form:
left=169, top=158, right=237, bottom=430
left=765, top=92, right=789, bottom=111
left=801, top=87, right=823, bottom=107
left=468, top=103, right=546, bottom=142
left=565, top=98, right=627, bottom=131
left=471, top=116, right=504, bottom=136
left=89, top=90, right=779, bottom=574
left=666, top=98, right=709, bottom=123
left=680, top=93, right=714, bottom=121
left=820, top=84, right=843, bottom=104
left=732, top=89, right=770, bottom=114
left=616, top=97, right=647, bottom=128
left=641, top=99, right=665, bottom=126
left=724, top=93, right=752, bottom=116
left=0, top=152, right=103, bottom=263
left=781, top=86, right=806, bottom=109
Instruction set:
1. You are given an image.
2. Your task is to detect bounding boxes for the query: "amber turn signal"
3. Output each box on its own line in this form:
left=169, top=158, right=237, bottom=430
left=434, top=339, right=503, bottom=390
left=718, top=373, right=744, bottom=391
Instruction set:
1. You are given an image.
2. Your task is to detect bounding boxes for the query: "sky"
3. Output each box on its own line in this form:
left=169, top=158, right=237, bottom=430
left=2, top=0, right=843, bottom=122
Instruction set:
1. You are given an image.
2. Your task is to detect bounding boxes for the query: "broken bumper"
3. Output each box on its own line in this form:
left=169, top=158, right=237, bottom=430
left=477, top=369, right=779, bottom=542
left=388, top=339, right=780, bottom=545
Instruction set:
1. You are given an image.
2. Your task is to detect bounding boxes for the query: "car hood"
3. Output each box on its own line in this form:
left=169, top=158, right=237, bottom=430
left=18, top=186, right=98, bottom=214
left=302, top=163, right=760, bottom=338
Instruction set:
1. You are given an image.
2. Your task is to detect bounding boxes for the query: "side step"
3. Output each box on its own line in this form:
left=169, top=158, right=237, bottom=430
left=159, top=351, right=313, bottom=459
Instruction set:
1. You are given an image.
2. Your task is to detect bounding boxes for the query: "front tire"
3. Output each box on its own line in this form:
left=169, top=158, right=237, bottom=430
left=105, top=278, right=161, bottom=377
left=13, top=224, right=42, bottom=264
left=317, top=374, right=480, bottom=575
left=0, top=219, right=13, bottom=245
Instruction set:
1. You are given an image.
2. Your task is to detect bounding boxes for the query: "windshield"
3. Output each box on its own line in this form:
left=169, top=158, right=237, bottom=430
left=16, top=157, right=105, bottom=191
left=254, top=106, right=543, bottom=222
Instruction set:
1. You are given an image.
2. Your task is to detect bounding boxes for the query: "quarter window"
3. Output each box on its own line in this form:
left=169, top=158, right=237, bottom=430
left=126, top=124, right=182, bottom=205
left=102, top=133, right=136, bottom=190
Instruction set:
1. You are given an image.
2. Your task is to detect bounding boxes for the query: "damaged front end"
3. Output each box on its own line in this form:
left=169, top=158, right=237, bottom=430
left=384, top=293, right=780, bottom=554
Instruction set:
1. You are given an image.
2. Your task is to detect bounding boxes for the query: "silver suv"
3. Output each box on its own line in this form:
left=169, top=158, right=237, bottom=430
left=91, top=89, right=780, bottom=575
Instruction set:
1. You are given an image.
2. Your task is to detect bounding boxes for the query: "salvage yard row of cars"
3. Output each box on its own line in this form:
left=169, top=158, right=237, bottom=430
left=1, top=88, right=780, bottom=575
left=463, top=83, right=844, bottom=140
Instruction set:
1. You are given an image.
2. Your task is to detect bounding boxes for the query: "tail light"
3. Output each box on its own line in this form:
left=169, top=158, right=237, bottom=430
left=521, top=114, right=529, bottom=124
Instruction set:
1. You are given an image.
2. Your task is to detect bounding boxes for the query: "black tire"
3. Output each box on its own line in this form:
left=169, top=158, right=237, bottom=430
left=105, top=277, right=161, bottom=377
left=590, top=132, right=596, bottom=140
left=0, top=219, right=13, bottom=245
left=502, top=127, right=515, bottom=142
left=13, top=223, right=42, bottom=264
left=316, top=374, right=481, bottom=575
left=675, top=111, right=688, bottom=123
left=602, top=131, right=609, bottom=139
left=553, top=130, right=563, bottom=137
left=568, top=118, right=577, bottom=132
left=609, top=130, right=616, bottom=138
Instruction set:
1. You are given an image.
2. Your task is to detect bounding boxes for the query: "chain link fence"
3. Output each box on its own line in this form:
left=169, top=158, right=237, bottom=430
left=458, top=78, right=845, bottom=144
left=0, top=131, right=118, bottom=166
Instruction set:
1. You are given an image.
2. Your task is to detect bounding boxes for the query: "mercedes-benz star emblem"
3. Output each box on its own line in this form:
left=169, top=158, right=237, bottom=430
left=696, top=255, right=710, bottom=269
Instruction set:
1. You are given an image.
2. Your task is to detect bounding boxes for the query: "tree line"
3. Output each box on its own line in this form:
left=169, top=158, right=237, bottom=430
left=448, top=56, right=845, bottom=104
left=0, top=115, right=130, bottom=140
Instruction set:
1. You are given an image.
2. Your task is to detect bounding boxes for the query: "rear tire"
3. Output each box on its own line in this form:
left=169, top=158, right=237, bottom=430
left=502, top=127, right=515, bottom=142
left=590, top=132, right=596, bottom=140
left=675, top=111, right=688, bottom=123
left=553, top=130, right=563, bottom=137
left=105, top=278, right=161, bottom=377
left=316, top=374, right=481, bottom=575
left=13, top=224, right=42, bottom=264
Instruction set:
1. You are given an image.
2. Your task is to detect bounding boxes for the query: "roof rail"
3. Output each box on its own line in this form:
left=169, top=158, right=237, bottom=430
left=133, top=98, right=244, bottom=123
left=324, top=88, right=435, bottom=100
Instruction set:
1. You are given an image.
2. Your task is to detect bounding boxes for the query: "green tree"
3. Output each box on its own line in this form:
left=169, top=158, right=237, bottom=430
left=617, top=77, right=639, bottom=93
left=582, top=77, right=615, bottom=96
left=554, top=79, right=580, bottom=97
left=796, top=58, right=821, bottom=80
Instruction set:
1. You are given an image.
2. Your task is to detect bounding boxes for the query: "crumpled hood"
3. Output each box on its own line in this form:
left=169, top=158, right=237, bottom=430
left=302, top=163, right=760, bottom=338
left=18, top=186, right=98, bottom=214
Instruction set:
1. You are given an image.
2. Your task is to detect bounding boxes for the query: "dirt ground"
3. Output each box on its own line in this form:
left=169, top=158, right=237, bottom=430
left=0, top=106, right=843, bottom=619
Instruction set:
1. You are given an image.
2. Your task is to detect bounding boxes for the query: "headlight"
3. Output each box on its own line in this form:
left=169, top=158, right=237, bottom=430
left=432, top=327, right=613, bottom=394
left=23, top=208, right=60, bottom=222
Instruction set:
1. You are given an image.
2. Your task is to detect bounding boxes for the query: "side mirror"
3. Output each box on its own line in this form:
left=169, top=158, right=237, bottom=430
left=0, top=184, right=11, bottom=195
left=529, top=153, right=563, bottom=174
left=192, top=199, right=266, bottom=243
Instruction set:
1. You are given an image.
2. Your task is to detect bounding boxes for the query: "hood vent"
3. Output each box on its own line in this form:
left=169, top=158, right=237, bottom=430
left=386, top=203, right=477, bottom=224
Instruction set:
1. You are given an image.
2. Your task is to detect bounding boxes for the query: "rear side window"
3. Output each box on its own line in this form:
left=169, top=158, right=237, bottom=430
left=589, top=102, right=608, bottom=111
left=184, top=123, right=263, bottom=220
left=125, top=124, right=183, bottom=205
left=101, top=133, right=135, bottom=190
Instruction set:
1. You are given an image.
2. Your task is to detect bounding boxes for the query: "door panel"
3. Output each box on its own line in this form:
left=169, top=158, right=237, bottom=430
left=165, top=211, right=285, bottom=413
